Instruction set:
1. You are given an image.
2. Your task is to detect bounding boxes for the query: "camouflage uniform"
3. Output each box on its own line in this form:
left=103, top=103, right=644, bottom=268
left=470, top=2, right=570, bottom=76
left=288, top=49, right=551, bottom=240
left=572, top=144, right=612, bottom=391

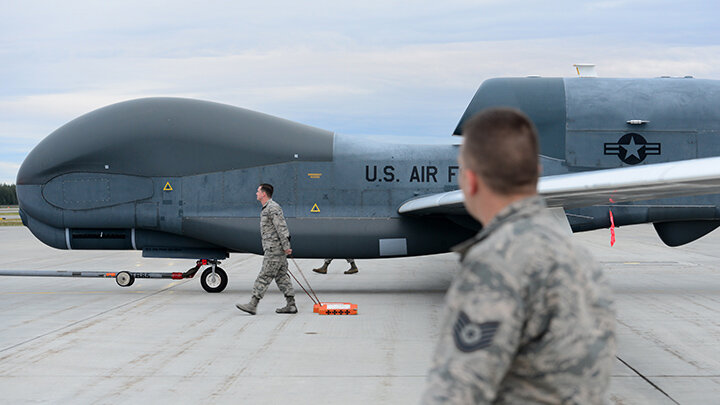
left=251, top=199, right=295, bottom=300
left=422, top=196, right=616, bottom=404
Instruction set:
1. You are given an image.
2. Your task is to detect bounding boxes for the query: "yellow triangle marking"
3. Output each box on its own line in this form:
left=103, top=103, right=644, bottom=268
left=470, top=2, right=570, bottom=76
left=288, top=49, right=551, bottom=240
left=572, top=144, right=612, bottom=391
left=163, top=182, right=173, bottom=191
left=311, top=203, right=320, bottom=213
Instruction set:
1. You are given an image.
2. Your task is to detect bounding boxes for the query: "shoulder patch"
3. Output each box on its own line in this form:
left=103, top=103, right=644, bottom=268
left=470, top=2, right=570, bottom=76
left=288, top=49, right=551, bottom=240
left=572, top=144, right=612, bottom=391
left=453, top=311, right=500, bottom=353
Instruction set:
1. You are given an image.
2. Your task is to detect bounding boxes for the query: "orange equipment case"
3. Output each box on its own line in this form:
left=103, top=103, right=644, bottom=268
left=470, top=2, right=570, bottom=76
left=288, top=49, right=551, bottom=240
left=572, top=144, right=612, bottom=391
left=313, top=302, right=358, bottom=315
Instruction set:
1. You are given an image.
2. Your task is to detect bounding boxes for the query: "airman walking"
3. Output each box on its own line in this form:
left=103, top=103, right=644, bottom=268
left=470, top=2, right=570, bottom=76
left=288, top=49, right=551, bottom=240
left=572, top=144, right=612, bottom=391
left=236, top=183, right=297, bottom=315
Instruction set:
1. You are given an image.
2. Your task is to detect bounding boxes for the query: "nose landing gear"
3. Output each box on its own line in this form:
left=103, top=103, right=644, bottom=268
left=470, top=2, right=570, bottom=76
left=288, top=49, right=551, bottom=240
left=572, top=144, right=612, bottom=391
left=199, top=260, right=228, bottom=293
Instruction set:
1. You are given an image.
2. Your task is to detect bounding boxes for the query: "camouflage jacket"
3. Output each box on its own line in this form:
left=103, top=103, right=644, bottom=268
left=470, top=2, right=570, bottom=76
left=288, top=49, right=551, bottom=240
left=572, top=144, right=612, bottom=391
left=422, top=196, right=616, bottom=404
left=260, top=199, right=291, bottom=257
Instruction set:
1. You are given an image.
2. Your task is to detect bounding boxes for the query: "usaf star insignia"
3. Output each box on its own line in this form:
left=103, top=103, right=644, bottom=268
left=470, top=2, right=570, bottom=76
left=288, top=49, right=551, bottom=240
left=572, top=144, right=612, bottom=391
left=453, top=311, right=499, bottom=352
left=604, top=133, right=661, bottom=165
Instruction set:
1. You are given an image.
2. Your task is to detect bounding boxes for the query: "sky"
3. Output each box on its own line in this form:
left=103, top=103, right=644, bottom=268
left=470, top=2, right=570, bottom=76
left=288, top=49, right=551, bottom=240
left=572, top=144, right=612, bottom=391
left=1, top=0, right=719, bottom=184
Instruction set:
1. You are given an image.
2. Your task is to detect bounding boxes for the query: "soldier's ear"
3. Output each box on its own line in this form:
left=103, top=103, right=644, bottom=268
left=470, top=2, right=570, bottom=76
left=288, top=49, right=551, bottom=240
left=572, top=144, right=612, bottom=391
left=461, top=168, right=479, bottom=196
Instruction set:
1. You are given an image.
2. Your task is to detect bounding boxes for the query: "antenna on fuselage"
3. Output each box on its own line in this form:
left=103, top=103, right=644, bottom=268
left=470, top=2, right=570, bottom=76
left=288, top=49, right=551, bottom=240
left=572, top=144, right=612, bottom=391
left=573, top=63, right=598, bottom=77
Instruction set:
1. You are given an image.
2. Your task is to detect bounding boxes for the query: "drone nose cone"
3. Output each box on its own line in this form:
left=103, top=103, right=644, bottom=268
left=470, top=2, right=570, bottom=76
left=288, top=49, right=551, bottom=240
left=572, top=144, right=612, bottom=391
left=17, top=97, right=334, bottom=187
left=16, top=154, right=44, bottom=225
left=14, top=180, right=67, bottom=251
left=16, top=147, right=45, bottom=186
left=18, top=207, right=27, bottom=227
left=16, top=138, right=57, bottom=232
left=15, top=103, right=113, bottom=186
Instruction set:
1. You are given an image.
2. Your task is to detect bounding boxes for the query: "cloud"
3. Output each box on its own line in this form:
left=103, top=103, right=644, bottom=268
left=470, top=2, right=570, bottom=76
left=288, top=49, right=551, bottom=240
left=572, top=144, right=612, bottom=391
left=2, top=40, right=719, bottom=134
left=0, top=161, right=20, bottom=184
left=1, top=1, right=719, bottom=183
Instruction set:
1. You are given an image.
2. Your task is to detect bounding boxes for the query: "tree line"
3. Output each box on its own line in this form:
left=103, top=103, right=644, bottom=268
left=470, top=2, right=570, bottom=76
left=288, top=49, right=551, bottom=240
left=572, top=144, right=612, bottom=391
left=0, top=184, right=18, bottom=205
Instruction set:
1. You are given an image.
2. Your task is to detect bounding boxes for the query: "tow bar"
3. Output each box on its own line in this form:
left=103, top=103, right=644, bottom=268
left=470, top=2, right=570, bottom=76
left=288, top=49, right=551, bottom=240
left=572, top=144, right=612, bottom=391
left=0, top=259, right=229, bottom=293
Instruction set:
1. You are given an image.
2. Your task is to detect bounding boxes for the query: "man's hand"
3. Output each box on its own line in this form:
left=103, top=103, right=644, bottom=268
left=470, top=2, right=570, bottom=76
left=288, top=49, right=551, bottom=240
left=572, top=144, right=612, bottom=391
left=285, top=248, right=292, bottom=255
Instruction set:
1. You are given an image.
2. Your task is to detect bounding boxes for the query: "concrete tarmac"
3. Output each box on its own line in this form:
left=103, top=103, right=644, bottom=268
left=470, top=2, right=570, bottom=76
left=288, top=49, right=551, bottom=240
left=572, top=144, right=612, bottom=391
left=1, top=225, right=720, bottom=404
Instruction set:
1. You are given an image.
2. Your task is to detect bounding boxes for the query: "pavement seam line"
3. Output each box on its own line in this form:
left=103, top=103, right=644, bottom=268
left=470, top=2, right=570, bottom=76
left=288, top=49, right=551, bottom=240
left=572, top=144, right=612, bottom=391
left=616, top=356, right=680, bottom=405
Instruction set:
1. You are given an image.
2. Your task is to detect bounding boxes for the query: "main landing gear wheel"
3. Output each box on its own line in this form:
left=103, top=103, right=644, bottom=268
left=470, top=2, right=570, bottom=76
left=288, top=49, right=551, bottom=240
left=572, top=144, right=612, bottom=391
left=201, top=267, right=228, bottom=293
left=116, top=271, right=135, bottom=287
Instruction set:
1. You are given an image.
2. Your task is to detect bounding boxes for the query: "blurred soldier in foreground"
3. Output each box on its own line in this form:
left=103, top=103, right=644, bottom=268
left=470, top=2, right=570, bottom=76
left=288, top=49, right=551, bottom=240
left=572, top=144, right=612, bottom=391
left=236, top=183, right=297, bottom=315
left=313, top=258, right=359, bottom=274
left=422, top=108, right=616, bottom=404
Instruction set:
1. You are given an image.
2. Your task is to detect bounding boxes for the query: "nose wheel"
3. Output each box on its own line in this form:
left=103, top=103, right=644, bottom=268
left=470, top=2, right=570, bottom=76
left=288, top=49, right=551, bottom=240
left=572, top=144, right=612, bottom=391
left=201, top=265, right=228, bottom=293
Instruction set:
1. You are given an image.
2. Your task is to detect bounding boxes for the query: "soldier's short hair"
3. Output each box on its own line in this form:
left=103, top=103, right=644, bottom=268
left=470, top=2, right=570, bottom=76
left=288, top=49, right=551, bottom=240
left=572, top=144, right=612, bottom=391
left=259, top=183, right=274, bottom=197
left=461, top=108, right=539, bottom=195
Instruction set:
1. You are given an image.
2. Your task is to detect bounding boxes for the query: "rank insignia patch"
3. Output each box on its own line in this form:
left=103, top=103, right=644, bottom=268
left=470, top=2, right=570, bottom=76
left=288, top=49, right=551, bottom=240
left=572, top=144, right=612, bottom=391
left=453, top=311, right=500, bottom=353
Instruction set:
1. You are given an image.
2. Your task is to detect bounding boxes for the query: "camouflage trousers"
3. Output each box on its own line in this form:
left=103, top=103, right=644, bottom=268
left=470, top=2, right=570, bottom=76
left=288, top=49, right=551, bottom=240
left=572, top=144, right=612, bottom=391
left=324, top=258, right=355, bottom=265
left=252, top=255, right=295, bottom=300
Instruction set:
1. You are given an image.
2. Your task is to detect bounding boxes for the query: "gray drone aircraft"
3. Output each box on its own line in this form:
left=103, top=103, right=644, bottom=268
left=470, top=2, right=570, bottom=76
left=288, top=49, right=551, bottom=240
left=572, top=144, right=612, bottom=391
left=14, top=75, right=720, bottom=292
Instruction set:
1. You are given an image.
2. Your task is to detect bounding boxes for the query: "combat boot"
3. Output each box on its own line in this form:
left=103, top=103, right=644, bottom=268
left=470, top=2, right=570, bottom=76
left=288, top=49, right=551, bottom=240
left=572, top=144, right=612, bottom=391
left=344, top=262, right=359, bottom=274
left=313, top=262, right=329, bottom=274
left=276, top=296, right=298, bottom=314
left=236, top=296, right=260, bottom=315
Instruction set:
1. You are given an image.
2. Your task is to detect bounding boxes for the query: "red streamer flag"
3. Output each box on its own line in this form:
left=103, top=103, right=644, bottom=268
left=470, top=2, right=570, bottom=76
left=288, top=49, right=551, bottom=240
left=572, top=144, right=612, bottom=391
left=609, top=209, right=616, bottom=247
